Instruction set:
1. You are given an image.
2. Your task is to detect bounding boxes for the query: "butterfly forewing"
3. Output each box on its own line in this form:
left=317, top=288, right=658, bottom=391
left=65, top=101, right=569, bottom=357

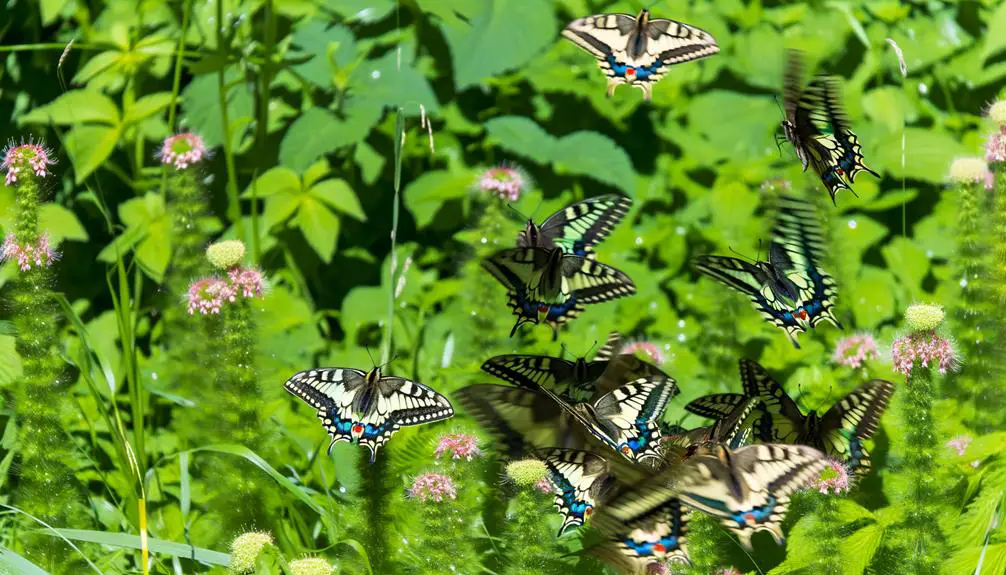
left=523, top=195, right=632, bottom=257
left=818, top=379, right=894, bottom=477
left=285, top=368, right=453, bottom=462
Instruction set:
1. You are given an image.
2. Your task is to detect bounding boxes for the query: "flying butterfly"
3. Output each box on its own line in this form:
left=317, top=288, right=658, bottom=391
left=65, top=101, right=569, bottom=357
left=686, top=359, right=894, bottom=478
left=781, top=49, right=880, bottom=204
left=481, top=332, right=667, bottom=403
left=693, top=195, right=842, bottom=348
left=562, top=9, right=719, bottom=100
left=482, top=247, right=635, bottom=337
left=284, top=367, right=454, bottom=462
left=663, top=396, right=761, bottom=459
left=589, top=489, right=691, bottom=573
left=517, top=194, right=631, bottom=258
left=535, top=448, right=611, bottom=536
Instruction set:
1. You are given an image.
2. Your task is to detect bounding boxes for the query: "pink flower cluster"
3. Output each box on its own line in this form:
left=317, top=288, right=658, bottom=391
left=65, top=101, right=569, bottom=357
left=891, top=331, right=960, bottom=376
left=813, top=458, right=850, bottom=495
left=832, top=334, right=880, bottom=369
left=158, top=133, right=208, bottom=170
left=619, top=340, right=666, bottom=365
left=535, top=476, right=556, bottom=495
left=646, top=562, right=669, bottom=575
left=1, top=233, right=57, bottom=271
left=947, top=435, right=972, bottom=456
left=477, top=163, right=529, bottom=201
left=3, top=140, right=55, bottom=186
left=409, top=473, right=456, bottom=503
left=434, top=433, right=481, bottom=461
left=986, top=126, right=1005, bottom=164
left=186, top=267, right=264, bottom=315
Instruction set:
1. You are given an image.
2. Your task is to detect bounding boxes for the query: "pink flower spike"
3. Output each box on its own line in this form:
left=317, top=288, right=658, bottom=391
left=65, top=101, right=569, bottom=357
left=186, top=277, right=234, bottom=315
left=434, top=433, right=481, bottom=461
left=986, top=127, right=1006, bottom=164
left=1, top=232, right=58, bottom=271
left=891, top=330, right=961, bottom=377
left=158, top=133, right=208, bottom=170
left=832, top=334, right=880, bottom=369
left=3, top=138, right=55, bottom=186
left=946, top=435, right=972, bottom=457
left=409, top=473, right=456, bottom=503
left=477, top=162, right=530, bottom=201
left=227, top=267, right=264, bottom=299
left=813, top=458, right=851, bottom=495
left=619, top=340, right=666, bottom=365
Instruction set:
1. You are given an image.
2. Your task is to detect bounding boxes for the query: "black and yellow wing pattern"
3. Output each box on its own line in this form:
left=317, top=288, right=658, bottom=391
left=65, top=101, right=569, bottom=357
left=535, top=448, right=610, bottom=536
left=518, top=194, right=631, bottom=258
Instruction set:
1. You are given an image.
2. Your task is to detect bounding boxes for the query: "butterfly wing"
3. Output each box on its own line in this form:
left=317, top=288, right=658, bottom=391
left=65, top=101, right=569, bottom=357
left=772, top=195, right=843, bottom=333
left=453, top=384, right=578, bottom=458
left=739, top=359, right=805, bottom=445
left=817, top=379, right=894, bottom=477
left=594, top=331, right=623, bottom=361
left=284, top=369, right=453, bottom=462
left=536, top=448, right=610, bottom=536
left=578, top=376, right=679, bottom=464
left=590, top=486, right=691, bottom=570
left=673, top=444, right=827, bottom=549
left=526, top=194, right=632, bottom=257
left=684, top=393, right=749, bottom=420
left=563, top=10, right=719, bottom=100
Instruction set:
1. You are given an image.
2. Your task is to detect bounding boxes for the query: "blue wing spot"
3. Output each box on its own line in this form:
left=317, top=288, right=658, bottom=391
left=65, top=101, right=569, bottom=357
left=624, top=534, right=681, bottom=557
left=605, top=55, right=663, bottom=80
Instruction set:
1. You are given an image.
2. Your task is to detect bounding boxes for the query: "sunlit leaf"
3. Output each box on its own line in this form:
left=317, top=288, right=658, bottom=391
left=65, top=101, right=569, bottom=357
left=19, top=90, right=120, bottom=126
left=64, top=125, right=121, bottom=184
left=295, top=196, right=341, bottom=262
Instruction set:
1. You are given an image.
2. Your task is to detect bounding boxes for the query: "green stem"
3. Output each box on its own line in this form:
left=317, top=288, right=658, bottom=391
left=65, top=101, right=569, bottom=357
left=382, top=108, right=404, bottom=366
left=216, top=0, right=243, bottom=240
left=901, top=365, right=943, bottom=575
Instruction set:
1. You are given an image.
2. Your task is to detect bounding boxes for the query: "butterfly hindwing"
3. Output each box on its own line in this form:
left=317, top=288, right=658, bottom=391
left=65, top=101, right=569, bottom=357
left=563, top=10, right=719, bottom=100
left=536, top=448, right=610, bottom=536
left=590, top=486, right=691, bottom=571
left=284, top=368, right=454, bottom=462
left=673, top=444, right=827, bottom=549
left=817, top=378, right=895, bottom=477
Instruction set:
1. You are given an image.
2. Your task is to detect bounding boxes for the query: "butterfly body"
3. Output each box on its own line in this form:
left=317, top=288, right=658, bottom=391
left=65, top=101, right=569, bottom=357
left=517, top=194, right=631, bottom=258
left=562, top=9, right=719, bottom=100
left=483, top=247, right=635, bottom=336
left=782, top=50, right=879, bottom=203
left=284, top=367, right=454, bottom=462
left=693, top=195, right=842, bottom=347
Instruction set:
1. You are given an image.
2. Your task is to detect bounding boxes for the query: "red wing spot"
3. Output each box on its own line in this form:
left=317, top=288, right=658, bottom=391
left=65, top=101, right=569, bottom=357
left=584, top=507, right=593, bottom=518
left=744, top=513, right=756, bottom=523
left=625, top=67, right=636, bottom=77
left=537, top=304, right=549, bottom=313
left=620, top=446, right=632, bottom=455
left=797, top=309, right=808, bottom=320
left=653, top=544, right=666, bottom=554
left=352, top=424, right=364, bottom=434
left=836, top=168, right=845, bottom=176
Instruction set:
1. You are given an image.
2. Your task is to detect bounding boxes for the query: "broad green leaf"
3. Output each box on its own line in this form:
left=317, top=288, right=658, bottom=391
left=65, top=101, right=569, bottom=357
left=881, top=236, right=929, bottom=297
left=324, top=0, right=395, bottom=23
left=295, top=197, right=340, bottom=262
left=981, top=2, right=1006, bottom=63
left=64, top=125, right=121, bottom=184
left=47, top=529, right=228, bottom=566
left=351, top=50, right=439, bottom=112
left=290, top=21, right=356, bottom=88
left=180, top=69, right=255, bottom=149
left=403, top=170, right=473, bottom=229
left=310, top=179, right=367, bottom=221
left=874, top=128, right=969, bottom=183
left=862, top=87, right=917, bottom=134
left=354, top=141, right=385, bottom=185
left=241, top=167, right=302, bottom=199
left=124, top=92, right=174, bottom=125
left=442, top=0, right=555, bottom=88
left=0, top=546, right=49, bottom=575
left=848, top=266, right=896, bottom=328
left=72, top=51, right=122, bottom=85
left=39, top=204, right=89, bottom=245
left=841, top=524, right=884, bottom=575
left=552, top=131, right=635, bottom=193
left=19, top=90, right=120, bottom=126
left=263, top=193, right=303, bottom=229
left=278, top=104, right=383, bottom=171
left=685, top=91, right=778, bottom=162
left=484, top=116, right=555, bottom=162
left=40, top=0, right=71, bottom=25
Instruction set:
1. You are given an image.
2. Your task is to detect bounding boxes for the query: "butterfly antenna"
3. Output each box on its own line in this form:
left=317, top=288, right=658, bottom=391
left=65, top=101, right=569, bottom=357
left=757, top=238, right=764, bottom=263
left=727, top=245, right=759, bottom=264
left=504, top=202, right=529, bottom=222
left=364, top=345, right=377, bottom=368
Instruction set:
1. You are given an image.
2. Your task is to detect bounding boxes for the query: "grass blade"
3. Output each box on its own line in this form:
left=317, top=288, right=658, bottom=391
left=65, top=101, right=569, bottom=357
left=0, top=545, right=51, bottom=575
left=45, top=529, right=229, bottom=566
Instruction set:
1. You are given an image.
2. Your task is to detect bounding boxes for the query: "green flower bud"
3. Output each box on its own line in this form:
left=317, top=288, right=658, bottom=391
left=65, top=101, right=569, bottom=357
left=229, top=531, right=272, bottom=574
left=988, top=100, right=1006, bottom=125
left=949, top=157, right=987, bottom=184
left=290, top=557, right=334, bottom=575
left=905, top=303, right=945, bottom=332
left=505, top=459, right=548, bottom=486
left=206, top=240, right=246, bottom=270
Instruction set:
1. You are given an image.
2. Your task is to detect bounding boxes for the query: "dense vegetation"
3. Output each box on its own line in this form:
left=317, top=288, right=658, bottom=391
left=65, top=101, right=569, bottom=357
left=1, top=0, right=1005, bottom=573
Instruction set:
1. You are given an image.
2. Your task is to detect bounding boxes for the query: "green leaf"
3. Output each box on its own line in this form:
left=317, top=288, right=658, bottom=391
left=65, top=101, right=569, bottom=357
left=685, top=91, right=779, bottom=162
left=841, top=524, right=884, bottom=575
left=324, top=0, right=394, bottom=23
left=0, top=336, right=22, bottom=387
left=310, top=179, right=367, bottom=221
left=848, top=266, right=896, bottom=328
left=99, top=193, right=171, bottom=282
left=64, top=125, right=121, bottom=184
left=442, top=0, right=555, bottom=88
left=46, top=529, right=228, bottom=566
left=403, top=170, right=473, bottom=229
left=552, top=131, right=635, bottom=193
left=180, top=69, right=255, bottom=149
left=881, top=236, right=929, bottom=297
left=241, top=167, right=302, bottom=199
left=485, top=116, right=555, bottom=161
left=981, top=2, right=1006, bottom=63
left=874, top=128, right=969, bottom=183
left=295, top=197, right=341, bottom=262
left=290, top=21, right=356, bottom=89
left=354, top=141, right=385, bottom=185
left=72, top=51, right=122, bottom=86
left=262, top=193, right=303, bottom=229
left=351, top=50, right=439, bottom=112
left=278, top=104, right=383, bottom=172
left=123, top=92, right=174, bottom=125
left=39, top=204, right=89, bottom=245
left=0, top=545, right=50, bottom=575
left=19, top=90, right=120, bottom=126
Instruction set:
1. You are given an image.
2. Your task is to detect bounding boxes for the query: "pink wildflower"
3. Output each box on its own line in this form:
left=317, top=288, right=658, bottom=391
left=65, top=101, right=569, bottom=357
left=434, top=433, right=481, bottom=461
left=813, top=458, right=850, bottom=495
left=646, top=562, right=669, bottom=575
left=186, top=277, right=235, bottom=315
left=409, top=473, right=456, bottom=503
left=158, top=133, right=208, bottom=170
left=227, top=267, right=264, bottom=299
left=946, top=435, right=972, bottom=456
left=986, top=127, right=1006, bottom=164
left=832, top=334, right=880, bottom=369
left=477, top=163, right=530, bottom=201
left=535, top=476, right=556, bottom=495
left=891, top=331, right=961, bottom=376
left=3, top=139, right=55, bottom=186
left=1, top=232, right=58, bottom=271
left=619, top=340, right=666, bottom=365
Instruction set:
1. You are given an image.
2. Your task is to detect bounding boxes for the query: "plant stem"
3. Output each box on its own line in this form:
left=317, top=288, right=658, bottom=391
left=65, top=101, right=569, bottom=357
left=216, top=0, right=243, bottom=240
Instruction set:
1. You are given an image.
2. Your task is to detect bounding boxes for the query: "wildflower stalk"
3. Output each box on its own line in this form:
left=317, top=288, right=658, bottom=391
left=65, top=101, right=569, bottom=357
left=407, top=457, right=482, bottom=575
left=2, top=140, right=89, bottom=571
left=500, top=489, right=564, bottom=574
left=808, top=494, right=843, bottom=575
left=948, top=158, right=997, bottom=431
left=685, top=513, right=734, bottom=574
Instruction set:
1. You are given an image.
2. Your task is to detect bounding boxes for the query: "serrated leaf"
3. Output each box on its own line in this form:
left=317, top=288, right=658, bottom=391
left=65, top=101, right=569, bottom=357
left=19, top=90, right=120, bottom=126
left=552, top=131, right=635, bottom=193
left=841, top=524, right=884, bottom=575
left=295, top=197, right=340, bottom=262
left=124, top=92, right=174, bottom=125
left=442, top=0, right=555, bottom=88
left=64, top=125, right=120, bottom=184
left=278, top=104, right=383, bottom=172
left=0, top=336, right=22, bottom=387
left=241, top=167, right=302, bottom=199
left=484, top=116, right=555, bottom=162
left=351, top=50, right=439, bottom=112
left=403, top=170, right=473, bottom=229
left=310, top=179, right=366, bottom=221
